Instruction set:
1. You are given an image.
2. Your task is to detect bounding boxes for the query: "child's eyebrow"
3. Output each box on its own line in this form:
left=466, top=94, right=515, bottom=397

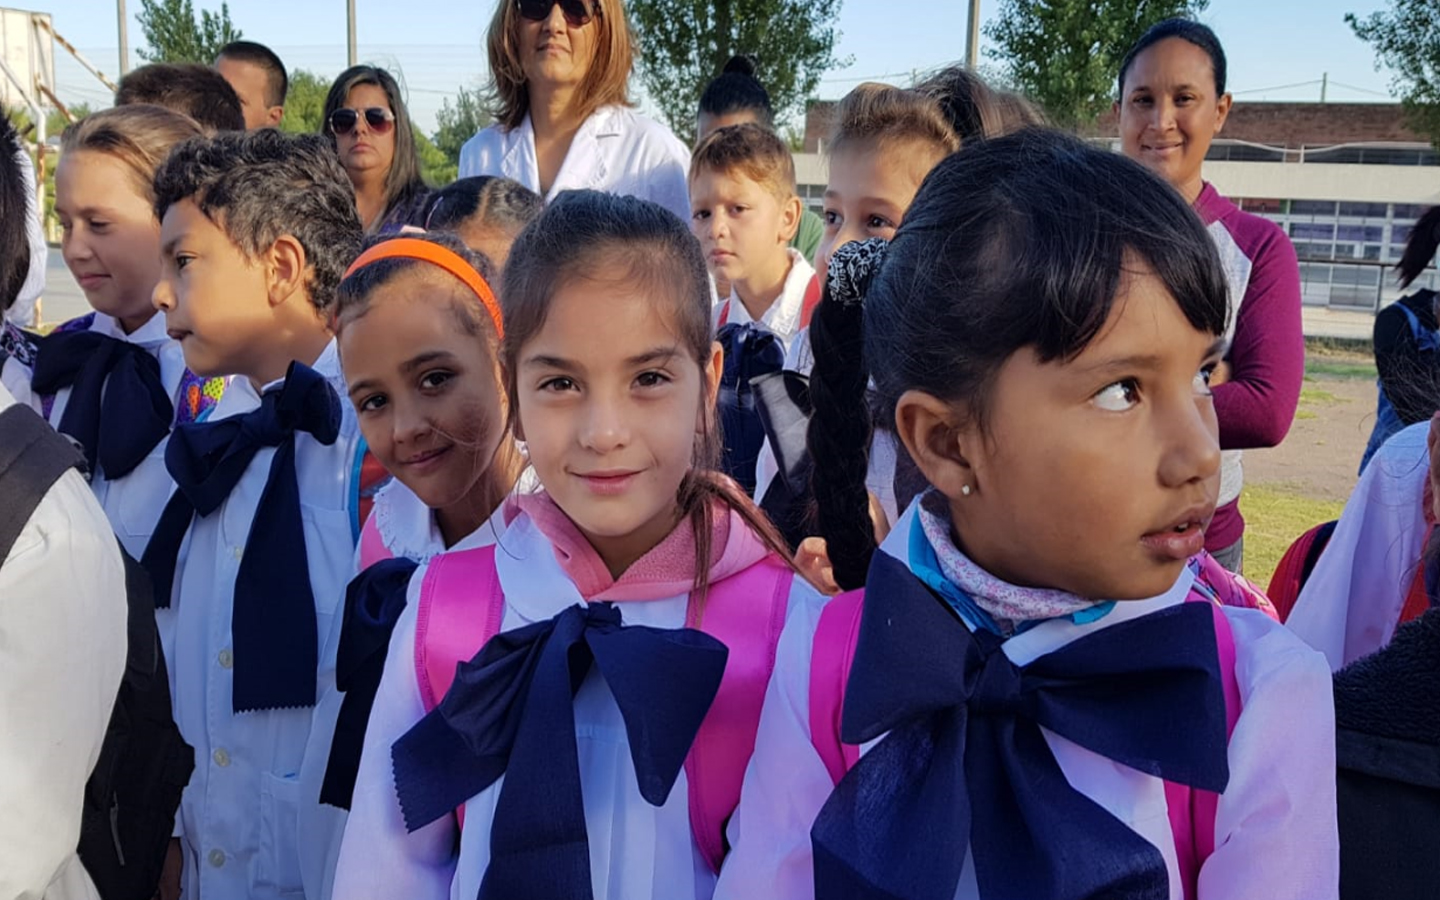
left=626, top=347, right=682, bottom=367
left=399, top=350, right=458, bottom=374
left=1079, top=339, right=1227, bottom=374
left=160, top=236, right=182, bottom=257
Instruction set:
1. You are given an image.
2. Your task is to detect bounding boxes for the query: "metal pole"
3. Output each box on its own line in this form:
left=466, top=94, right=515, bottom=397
left=966, top=0, right=980, bottom=69
left=1320, top=72, right=1328, bottom=103
left=347, top=0, right=357, bottom=67
left=116, top=0, right=128, bottom=76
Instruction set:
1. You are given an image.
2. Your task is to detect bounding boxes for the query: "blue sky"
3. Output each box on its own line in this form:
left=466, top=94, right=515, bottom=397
left=41, top=0, right=1399, bottom=133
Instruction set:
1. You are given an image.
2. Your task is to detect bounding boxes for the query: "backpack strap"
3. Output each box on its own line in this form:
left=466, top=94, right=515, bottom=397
left=798, top=274, right=822, bottom=330
left=0, top=404, right=85, bottom=562
left=1396, top=301, right=1440, bottom=353
left=809, top=588, right=866, bottom=785
left=415, top=545, right=507, bottom=712
left=683, top=556, right=794, bottom=872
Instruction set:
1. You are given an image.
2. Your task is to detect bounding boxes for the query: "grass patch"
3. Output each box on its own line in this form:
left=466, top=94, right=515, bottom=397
left=1240, top=483, right=1346, bottom=590
left=1306, top=335, right=1373, bottom=358
left=1294, top=409, right=1318, bottom=420
left=1298, top=386, right=1345, bottom=406
left=1306, top=357, right=1377, bottom=380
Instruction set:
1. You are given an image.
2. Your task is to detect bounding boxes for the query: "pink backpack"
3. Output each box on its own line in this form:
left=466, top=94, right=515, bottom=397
left=412, top=544, right=795, bottom=872
left=808, top=553, right=1253, bottom=900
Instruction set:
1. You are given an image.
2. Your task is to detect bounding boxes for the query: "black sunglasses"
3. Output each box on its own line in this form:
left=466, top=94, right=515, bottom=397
left=515, top=0, right=600, bottom=27
left=329, top=107, right=395, bottom=136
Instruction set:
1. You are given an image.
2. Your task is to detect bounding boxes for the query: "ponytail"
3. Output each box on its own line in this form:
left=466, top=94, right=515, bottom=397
left=1398, top=206, right=1440, bottom=289
left=807, top=240, right=890, bottom=591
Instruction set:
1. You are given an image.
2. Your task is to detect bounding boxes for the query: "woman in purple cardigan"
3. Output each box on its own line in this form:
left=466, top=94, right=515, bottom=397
left=1116, top=19, right=1305, bottom=573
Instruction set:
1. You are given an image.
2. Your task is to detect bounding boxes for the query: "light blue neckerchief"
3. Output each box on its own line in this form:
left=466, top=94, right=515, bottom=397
left=906, top=512, right=1116, bottom=636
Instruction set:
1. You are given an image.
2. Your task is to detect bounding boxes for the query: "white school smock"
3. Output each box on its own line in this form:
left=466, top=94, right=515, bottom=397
left=155, top=339, right=362, bottom=900
left=1, top=320, right=37, bottom=411
left=714, top=503, right=1340, bottom=900
left=297, top=476, right=534, bottom=900
left=333, top=508, right=820, bottom=900
left=458, top=105, right=691, bottom=224
left=43, top=312, right=200, bottom=559
left=0, top=382, right=127, bottom=900
left=711, top=249, right=816, bottom=357
left=1287, top=420, right=1431, bottom=671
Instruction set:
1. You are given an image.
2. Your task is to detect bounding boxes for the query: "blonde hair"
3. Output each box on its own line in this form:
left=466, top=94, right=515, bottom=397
left=485, top=0, right=634, bottom=131
left=827, top=82, right=960, bottom=160
left=689, top=123, right=797, bottom=202
left=61, top=104, right=205, bottom=204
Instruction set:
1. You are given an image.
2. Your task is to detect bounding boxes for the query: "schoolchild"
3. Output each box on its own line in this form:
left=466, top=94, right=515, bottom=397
left=422, top=175, right=543, bottom=273
left=141, top=128, right=365, bottom=900
left=715, top=130, right=1338, bottom=900
left=333, top=190, right=812, bottom=900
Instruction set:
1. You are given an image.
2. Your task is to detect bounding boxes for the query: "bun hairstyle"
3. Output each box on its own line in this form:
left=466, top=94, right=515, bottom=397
left=807, top=129, right=1231, bottom=590
left=1117, top=18, right=1229, bottom=97
left=698, top=54, right=775, bottom=129
left=1398, top=207, right=1440, bottom=289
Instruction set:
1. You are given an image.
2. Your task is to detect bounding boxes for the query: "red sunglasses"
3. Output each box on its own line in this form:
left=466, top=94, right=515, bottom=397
left=515, top=0, right=600, bottom=27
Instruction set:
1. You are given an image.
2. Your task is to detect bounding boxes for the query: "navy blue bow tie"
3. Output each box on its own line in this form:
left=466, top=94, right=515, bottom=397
left=321, top=558, right=419, bottom=810
left=141, top=361, right=341, bottom=713
left=32, top=329, right=173, bottom=480
left=811, top=551, right=1231, bottom=900
left=392, top=601, right=729, bottom=900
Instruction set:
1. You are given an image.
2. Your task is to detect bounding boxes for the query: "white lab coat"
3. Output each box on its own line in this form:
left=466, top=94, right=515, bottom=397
left=0, top=382, right=127, bottom=900
left=459, top=104, right=691, bottom=224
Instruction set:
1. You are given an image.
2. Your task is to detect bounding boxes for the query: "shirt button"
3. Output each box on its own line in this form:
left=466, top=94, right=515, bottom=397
left=213, top=748, right=230, bottom=768
left=209, top=849, right=225, bottom=868
left=217, top=649, right=233, bottom=669
left=231, top=546, right=243, bottom=561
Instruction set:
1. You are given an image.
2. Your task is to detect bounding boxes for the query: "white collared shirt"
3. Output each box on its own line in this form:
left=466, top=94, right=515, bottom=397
left=44, top=311, right=211, bottom=558
left=0, top=382, right=127, bottom=900
left=715, top=501, right=1339, bottom=900
left=155, top=340, right=362, bottom=900
left=333, top=509, right=817, bottom=900
left=712, top=249, right=816, bottom=356
left=458, top=105, right=691, bottom=224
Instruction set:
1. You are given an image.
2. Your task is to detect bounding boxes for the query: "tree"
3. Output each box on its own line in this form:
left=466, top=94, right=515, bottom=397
left=280, top=69, right=332, bottom=134
left=629, top=0, right=847, bottom=144
left=985, top=0, right=1208, bottom=128
left=137, top=0, right=242, bottom=65
left=415, top=127, right=458, bottom=186
left=1348, top=0, right=1440, bottom=149
left=433, top=84, right=490, bottom=168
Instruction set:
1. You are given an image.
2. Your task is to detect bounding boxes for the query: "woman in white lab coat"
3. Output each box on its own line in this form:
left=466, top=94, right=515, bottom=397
left=460, top=0, right=691, bottom=223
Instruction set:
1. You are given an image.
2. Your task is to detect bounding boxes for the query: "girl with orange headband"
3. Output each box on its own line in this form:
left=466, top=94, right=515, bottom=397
left=295, top=231, right=529, bottom=900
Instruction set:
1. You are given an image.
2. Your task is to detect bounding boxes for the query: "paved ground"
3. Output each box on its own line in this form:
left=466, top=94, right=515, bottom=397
left=36, top=248, right=90, bottom=327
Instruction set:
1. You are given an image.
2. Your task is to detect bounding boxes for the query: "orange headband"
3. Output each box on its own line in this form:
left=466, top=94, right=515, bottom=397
left=342, top=237, right=504, bottom=338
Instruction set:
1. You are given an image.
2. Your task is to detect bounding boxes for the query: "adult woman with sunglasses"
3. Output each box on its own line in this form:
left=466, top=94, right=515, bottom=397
left=459, top=0, right=690, bottom=223
left=322, top=65, right=431, bottom=233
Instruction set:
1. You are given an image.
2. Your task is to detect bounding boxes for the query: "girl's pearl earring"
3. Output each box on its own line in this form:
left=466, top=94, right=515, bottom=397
left=961, top=484, right=973, bottom=497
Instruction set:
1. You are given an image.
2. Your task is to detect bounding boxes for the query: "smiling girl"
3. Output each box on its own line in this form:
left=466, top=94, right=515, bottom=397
left=37, top=105, right=225, bottom=557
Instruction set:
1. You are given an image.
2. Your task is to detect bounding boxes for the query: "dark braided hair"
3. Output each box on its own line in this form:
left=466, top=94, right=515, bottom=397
left=806, top=129, right=1230, bottom=591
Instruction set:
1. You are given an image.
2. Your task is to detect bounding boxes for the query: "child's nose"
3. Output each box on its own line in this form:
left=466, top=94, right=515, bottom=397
left=1158, top=398, right=1221, bottom=488
left=152, top=278, right=174, bottom=312
left=579, top=395, right=630, bottom=453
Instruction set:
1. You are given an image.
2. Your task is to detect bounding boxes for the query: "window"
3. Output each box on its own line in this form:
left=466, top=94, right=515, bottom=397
left=1292, top=222, right=1336, bottom=241
left=1393, top=204, right=1427, bottom=220
left=1363, top=244, right=1384, bottom=261
left=1338, top=202, right=1389, bottom=218
left=1336, top=225, right=1384, bottom=243
left=1241, top=197, right=1285, bottom=214
left=1291, top=200, right=1338, bottom=217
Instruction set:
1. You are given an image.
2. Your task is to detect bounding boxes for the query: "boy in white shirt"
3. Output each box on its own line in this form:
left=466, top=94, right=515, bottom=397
left=142, top=129, right=365, bottom=900
left=690, top=123, right=817, bottom=354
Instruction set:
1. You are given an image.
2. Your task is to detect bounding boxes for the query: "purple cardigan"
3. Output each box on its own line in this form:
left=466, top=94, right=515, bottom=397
left=1194, top=183, right=1305, bottom=551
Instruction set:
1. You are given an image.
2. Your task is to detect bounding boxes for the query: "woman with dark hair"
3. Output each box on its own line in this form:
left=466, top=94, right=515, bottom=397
left=1362, top=207, right=1440, bottom=470
left=1117, top=18, right=1305, bottom=574
left=322, top=65, right=430, bottom=233
left=460, top=0, right=690, bottom=222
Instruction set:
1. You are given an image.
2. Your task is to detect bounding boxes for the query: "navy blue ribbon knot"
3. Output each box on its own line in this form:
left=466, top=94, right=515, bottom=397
left=32, top=329, right=173, bottom=480
left=811, top=550, right=1231, bottom=900
left=392, top=601, right=729, bottom=900
left=320, top=557, right=419, bottom=810
left=140, top=361, right=341, bottom=712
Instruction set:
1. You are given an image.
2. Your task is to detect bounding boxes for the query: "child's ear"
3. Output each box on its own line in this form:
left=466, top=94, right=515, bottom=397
left=779, top=195, right=802, bottom=243
left=265, top=234, right=309, bottom=309
left=698, top=341, right=724, bottom=433
left=894, top=388, right=979, bottom=502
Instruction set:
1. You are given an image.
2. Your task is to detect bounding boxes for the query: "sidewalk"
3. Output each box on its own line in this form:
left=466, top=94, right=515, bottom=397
left=1302, top=306, right=1373, bottom=342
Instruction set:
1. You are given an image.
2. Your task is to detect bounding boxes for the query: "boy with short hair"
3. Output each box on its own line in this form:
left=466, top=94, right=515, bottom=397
left=143, top=129, right=364, bottom=900
left=690, top=122, right=817, bottom=354
left=214, top=41, right=288, bottom=130
left=116, top=62, right=245, bottom=132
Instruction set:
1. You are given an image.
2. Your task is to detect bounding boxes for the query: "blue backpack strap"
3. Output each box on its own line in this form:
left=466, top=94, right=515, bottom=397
left=1396, top=302, right=1440, bottom=353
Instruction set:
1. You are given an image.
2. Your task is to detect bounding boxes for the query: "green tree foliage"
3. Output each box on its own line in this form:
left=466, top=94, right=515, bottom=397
left=984, top=0, right=1209, bottom=127
left=279, top=69, right=331, bottom=134
left=415, top=127, right=457, bottom=186
left=629, top=0, right=847, bottom=144
left=433, top=84, right=490, bottom=167
left=1348, top=0, right=1440, bottom=149
left=137, top=0, right=242, bottom=64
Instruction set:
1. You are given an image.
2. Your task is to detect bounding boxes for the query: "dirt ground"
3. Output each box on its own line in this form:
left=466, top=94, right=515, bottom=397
left=1244, top=373, right=1375, bottom=502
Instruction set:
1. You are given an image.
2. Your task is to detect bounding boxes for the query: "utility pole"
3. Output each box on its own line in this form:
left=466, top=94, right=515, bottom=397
left=116, top=0, right=128, bottom=75
left=347, top=0, right=357, bottom=67
left=966, top=0, right=980, bottom=69
left=1320, top=71, right=1328, bottom=103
